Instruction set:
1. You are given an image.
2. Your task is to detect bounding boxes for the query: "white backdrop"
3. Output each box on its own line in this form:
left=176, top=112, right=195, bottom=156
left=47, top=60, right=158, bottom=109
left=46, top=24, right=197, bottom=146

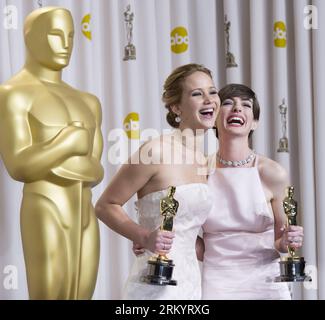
left=0, top=0, right=323, bottom=300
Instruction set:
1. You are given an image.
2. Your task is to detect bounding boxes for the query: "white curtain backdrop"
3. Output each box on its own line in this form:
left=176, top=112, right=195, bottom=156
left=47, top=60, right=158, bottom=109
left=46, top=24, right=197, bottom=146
left=0, top=0, right=323, bottom=300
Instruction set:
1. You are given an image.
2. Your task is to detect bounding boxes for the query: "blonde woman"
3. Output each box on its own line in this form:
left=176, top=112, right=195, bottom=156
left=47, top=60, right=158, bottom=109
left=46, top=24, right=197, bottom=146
left=96, top=64, right=220, bottom=299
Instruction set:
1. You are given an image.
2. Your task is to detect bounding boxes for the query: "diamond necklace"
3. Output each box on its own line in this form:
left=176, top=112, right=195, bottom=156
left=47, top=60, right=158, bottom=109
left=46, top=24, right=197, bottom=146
left=217, top=151, right=256, bottom=167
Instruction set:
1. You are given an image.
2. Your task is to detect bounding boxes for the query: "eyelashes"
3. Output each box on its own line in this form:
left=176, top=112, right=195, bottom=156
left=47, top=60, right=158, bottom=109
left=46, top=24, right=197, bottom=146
left=222, top=100, right=252, bottom=108
left=191, top=90, right=218, bottom=97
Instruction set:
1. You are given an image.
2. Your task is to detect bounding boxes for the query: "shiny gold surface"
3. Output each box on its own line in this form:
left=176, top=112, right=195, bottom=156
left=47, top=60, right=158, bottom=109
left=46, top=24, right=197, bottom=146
left=277, top=190, right=311, bottom=282
left=158, top=186, right=179, bottom=261
left=283, top=186, right=298, bottom=258
left=160, top=186, right=179, bottom=232
left=0, top=7, right=103, bottom=299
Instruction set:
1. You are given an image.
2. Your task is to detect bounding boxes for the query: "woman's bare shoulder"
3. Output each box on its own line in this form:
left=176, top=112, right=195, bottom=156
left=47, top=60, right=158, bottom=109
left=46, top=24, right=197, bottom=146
left=258, top=155, right=289, bottom=187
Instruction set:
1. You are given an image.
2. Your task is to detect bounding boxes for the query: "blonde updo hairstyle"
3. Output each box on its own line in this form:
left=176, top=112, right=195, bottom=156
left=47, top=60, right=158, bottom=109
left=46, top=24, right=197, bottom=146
left=162, top=63, right=213, bottom=128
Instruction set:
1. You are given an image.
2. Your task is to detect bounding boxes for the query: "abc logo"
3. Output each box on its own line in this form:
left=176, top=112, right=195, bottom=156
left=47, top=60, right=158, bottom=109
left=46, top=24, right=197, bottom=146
left=82, top=14, right=92, bottom=40
left=171, top=26, right=189, bottom=54
left=123, top=112, right=140, bottom=140
left=274, top=21, right=286, bottom=48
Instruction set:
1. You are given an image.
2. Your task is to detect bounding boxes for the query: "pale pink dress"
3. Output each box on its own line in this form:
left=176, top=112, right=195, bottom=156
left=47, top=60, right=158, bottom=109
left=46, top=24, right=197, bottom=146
left=202, top=156, right=291, bottom=300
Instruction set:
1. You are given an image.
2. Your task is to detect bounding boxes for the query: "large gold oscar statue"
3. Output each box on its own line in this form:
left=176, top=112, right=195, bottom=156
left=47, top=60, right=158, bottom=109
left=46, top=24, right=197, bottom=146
left=0, top=7, right=104, bottom=299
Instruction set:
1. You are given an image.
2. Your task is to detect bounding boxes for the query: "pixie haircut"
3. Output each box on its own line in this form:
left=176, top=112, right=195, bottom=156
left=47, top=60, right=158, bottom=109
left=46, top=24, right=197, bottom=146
left=216, top=83, right=260, bottom=138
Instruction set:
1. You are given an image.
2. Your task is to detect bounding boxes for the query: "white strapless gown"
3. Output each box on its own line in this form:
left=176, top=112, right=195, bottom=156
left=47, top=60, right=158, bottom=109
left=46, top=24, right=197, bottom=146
left=122, top=183, right=212, bottom=300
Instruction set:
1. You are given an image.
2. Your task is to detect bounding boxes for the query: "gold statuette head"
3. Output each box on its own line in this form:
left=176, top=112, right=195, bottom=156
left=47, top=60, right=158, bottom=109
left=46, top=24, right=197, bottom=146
left=24, top=7, right=74, bottom=70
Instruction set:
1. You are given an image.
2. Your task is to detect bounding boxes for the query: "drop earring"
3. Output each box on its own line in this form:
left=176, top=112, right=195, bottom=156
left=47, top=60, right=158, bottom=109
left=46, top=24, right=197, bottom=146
left=175, top=116, right=181, bottom=123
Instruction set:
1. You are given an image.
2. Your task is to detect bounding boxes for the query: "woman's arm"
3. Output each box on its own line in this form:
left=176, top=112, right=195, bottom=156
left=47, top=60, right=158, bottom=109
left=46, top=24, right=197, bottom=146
left=262, top=159, right=304, bottom=253
left=95, top=144, right=174, bottom=254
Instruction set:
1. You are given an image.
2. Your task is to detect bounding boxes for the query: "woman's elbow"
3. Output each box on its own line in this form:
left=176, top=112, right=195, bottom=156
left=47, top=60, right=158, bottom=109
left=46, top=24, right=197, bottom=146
left=95, top=200, right=105, bottom=220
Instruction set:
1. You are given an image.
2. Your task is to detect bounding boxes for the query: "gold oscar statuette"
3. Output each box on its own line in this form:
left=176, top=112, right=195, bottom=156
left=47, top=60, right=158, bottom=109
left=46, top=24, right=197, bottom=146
left=275, top=186, right=312, bottom=282
left=0, top=7, right=104, bottom=299
left=142, top=186, right=178, bottom=286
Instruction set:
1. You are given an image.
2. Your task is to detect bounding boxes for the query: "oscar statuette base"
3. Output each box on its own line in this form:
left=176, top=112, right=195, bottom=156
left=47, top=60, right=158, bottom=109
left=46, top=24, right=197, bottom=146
left=142, top=257, right=177, bottom=286
left=123, top=44, right=136, bottom=61
left=275, top=256, right=312, bottom=282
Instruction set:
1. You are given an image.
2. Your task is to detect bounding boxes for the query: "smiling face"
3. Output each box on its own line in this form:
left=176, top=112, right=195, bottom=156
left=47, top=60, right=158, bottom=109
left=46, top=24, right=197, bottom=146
left=25, top=8, right=74, bottom=71
left=172, top=71, right=220, bottom=131
left=217, top=96, right=257, bottom=138
left=215, top=84, right=260, bottom=140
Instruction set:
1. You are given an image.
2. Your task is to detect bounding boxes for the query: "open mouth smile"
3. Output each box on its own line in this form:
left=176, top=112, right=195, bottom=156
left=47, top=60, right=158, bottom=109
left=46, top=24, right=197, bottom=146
left=199, top=107, right=215, bottom=119
left=226, top=115, right=245, bottom=126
